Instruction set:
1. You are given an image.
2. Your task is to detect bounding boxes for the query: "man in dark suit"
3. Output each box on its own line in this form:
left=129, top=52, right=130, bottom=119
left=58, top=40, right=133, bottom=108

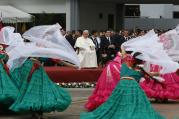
left=112, top=31, right=126, bottom=52
left=100, top=30, right=117, bottom=66
left=121, top=30, right=131, bottom=41
left=65, top=31, right=76, bottom=48
left=90, top=30, right=100, bottom=64
left=74, top=29, right=82, bottom=40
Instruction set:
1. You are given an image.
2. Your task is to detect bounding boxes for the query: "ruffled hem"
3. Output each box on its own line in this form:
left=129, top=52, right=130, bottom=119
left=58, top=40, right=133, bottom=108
left=10, top=65, right=71, bottom=113
left=81, top=80, right=165, bottom=119
left=140, top=73, right=179, bottom=100
left=81, top=112, right=165, bottom=119
left=85, top=60, right=121, bottom=111
left=10, top=98, right=71, bottom=113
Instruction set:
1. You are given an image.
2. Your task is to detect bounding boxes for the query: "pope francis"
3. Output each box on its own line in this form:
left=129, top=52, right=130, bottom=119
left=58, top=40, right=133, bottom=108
left=75, top=30, right=98, bottom=68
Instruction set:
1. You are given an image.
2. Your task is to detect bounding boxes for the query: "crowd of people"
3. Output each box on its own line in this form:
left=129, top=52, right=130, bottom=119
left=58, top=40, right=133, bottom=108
left=36, top=28, right=171, bottom=68
left=61, top=28, right=170, bottom=68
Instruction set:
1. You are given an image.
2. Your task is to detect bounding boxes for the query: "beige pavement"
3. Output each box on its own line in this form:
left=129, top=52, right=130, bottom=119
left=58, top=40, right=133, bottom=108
left=0, top=88, right=179, bottom=119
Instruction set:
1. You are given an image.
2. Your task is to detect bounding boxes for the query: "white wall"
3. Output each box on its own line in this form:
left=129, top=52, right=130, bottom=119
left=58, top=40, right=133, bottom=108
left=0, top=0, right=67, bottom=13
left=140, top=4, right=173, bottom=18
left=173, top=5, right=179, bottom=11
left=79, top=1, right=116, bottom=31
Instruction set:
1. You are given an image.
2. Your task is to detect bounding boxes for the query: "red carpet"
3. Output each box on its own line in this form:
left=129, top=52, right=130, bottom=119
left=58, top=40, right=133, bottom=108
left=45, top=67, right=103, bottom=83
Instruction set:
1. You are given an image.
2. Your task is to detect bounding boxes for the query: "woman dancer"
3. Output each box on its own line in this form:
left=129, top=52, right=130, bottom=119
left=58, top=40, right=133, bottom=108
left=140, top=64, right=179, bottom=102
left=85, top=50, right=135, bottom=111
left=0, top=25, right=79, bottom=118
left=0, top=44, right=18, bottom=105
left=9, top=57, right=71, bottom=118
left=85, top=53, right=122, bottom=111
left=85, top=29, right=179, bottom=111
left=80, top=52, right=165, bottom=119
left=140, top=27, right=179, bottom=102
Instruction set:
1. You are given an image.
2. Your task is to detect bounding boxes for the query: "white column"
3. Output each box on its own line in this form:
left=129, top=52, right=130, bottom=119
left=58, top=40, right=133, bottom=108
left=66, top=0, right=71, bottom=31
left=66, top=0, right=79, bottom=31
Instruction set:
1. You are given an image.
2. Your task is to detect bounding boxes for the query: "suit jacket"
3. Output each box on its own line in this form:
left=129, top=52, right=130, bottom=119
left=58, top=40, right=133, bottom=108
left=112, top=34, right=126, bottom=51
left=100, top=36, right=117, bottom=60
left=100, top=36, right=116, bottom=51
left=65, top=34, right=76, bottom=48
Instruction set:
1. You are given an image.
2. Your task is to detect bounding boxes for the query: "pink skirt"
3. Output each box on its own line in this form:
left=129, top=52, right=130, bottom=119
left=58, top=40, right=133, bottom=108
left=85, top=56, right=121, bottom=111
left=140, top=65, right=179, bottom=100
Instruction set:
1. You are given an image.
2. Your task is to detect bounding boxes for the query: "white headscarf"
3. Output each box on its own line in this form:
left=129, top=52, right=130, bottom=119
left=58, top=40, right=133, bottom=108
left=0, top=24, right=80, bottom=70
left=159, top=25, right=179, bottom=61
left=122, top=30, right=179, bottom=74
left=7, top=42, right=80, bottom=70
left=23, top=23, right=73, bottom=51
left=0, top=26, right=24, bottom=46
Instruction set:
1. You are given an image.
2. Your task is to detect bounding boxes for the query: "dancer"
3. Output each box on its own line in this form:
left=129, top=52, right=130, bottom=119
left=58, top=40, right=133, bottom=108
left=81, top=30, right=179, bottom=118
left=140, top=64, right=179, bottom=101
left=0, top=25, right=80, bottom=118
left=85, top=53, right=121, bottom=111
left=0, top=45, right=18, bottom=105
left=85, top=51, right=135, bottom=111
left=9, top=57, right=72, bottom=116
left=85, top=29, right=179, bottom=111
left=140, top=27, right=179, bottom=102
left=80, top=52, right=165, bottom=119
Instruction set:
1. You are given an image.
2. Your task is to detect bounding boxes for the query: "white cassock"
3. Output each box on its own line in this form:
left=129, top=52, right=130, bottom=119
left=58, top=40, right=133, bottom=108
left=75, top=36, right=98, bottom=68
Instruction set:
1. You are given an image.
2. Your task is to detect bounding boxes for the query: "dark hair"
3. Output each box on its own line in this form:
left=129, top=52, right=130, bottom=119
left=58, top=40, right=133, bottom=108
left=126, top=51, right=133, bottom=54
left=91, top=30, right=97, bottom=35
left=105, top=29, right=111, bottom=33
left=136, top=29, right=144, bottom=35
left=72, top=30, right=76, bottom=34
left=77, top=30, right=83, bottom=35
left=122, top=29, right=129, bottom=32
left=133, top=52, right=141, bottom=58
left=132, top=52, right=143, bottom=67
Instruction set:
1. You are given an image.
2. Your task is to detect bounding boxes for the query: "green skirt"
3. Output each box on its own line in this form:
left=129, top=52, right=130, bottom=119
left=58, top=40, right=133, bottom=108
left=10, top=60, right=34, bottom=89
left=80, top=79, right=165, bottom=119
left=0, top=63, right=19, bottom=105
left=9, top=60, right=71, bottom=113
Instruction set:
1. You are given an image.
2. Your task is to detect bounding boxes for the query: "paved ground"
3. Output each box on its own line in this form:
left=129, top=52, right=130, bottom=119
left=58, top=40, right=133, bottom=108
left=0, top=88, right=179, bottom=119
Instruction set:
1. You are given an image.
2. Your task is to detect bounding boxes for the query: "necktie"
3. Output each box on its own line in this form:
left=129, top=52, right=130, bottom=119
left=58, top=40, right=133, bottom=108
left=94, top=38, right=98, bottom=49
left=108, top=37, right=111, bottom=44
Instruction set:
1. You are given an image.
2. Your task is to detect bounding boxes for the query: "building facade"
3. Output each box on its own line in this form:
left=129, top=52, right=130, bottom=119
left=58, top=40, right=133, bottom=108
left=0, top=0, right=179, bottom=31
left=125, top=4, right=179, bottom=30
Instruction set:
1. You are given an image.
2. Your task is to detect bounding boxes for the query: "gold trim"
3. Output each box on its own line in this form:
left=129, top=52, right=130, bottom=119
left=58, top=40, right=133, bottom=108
left=121, top=77, right=134, bottom=80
